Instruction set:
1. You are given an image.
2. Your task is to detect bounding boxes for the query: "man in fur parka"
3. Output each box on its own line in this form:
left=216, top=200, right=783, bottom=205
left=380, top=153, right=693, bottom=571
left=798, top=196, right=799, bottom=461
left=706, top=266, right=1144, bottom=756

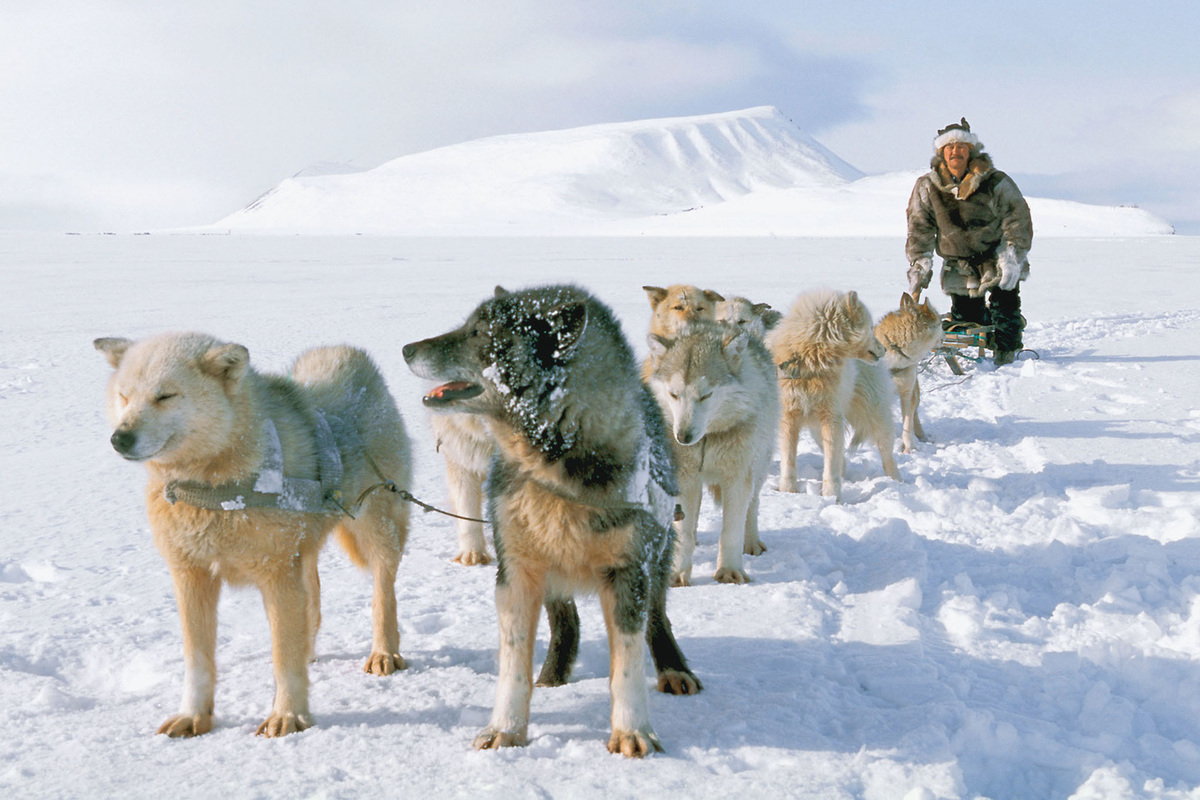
left=906, top=118, right=1033, bottom=365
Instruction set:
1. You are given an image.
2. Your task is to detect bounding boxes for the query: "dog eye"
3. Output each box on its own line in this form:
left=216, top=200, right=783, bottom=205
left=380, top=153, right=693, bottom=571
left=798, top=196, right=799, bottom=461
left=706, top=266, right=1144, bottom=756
left=155, top=392, right=178, bottom=403
left=699, top=393, right=713, bottom=401
left=668, top=391, right=680, bottom=400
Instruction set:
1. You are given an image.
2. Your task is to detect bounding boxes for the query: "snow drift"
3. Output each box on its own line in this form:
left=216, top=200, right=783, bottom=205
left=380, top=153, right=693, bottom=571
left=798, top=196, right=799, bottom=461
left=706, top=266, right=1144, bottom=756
left=212, top=107, right=1173, bottom=237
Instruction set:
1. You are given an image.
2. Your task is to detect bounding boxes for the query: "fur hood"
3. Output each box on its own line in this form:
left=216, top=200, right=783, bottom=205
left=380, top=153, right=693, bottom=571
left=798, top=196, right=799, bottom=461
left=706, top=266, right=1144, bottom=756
left=928, top=150, right=995, bottom=201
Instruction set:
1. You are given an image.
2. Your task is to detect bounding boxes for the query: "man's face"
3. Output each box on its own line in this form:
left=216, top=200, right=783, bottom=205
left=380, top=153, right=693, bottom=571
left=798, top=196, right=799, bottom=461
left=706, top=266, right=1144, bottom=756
left=942, top=141, right=972, bottom=179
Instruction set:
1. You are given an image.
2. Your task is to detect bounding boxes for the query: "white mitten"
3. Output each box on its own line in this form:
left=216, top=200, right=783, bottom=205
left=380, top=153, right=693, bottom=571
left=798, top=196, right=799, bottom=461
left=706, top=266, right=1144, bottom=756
left=997, top=244, right=1027, bottom=291
left=907, top=256, right=933, bottom=295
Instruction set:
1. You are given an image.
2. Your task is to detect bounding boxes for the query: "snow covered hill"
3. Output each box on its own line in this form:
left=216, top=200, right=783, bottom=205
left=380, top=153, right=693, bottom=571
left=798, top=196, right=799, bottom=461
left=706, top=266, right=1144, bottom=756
left=211, top=107, right=1173, bottom=237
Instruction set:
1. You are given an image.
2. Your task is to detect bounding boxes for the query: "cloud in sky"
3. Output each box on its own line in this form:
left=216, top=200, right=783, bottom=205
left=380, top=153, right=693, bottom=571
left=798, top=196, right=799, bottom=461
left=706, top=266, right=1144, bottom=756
left=2, top=1, right=1198, bottom=232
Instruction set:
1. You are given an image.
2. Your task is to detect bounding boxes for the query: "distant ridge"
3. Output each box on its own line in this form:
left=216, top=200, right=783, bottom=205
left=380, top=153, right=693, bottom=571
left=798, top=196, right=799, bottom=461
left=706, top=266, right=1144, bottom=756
left=211, top=107, right=1173, bottom=237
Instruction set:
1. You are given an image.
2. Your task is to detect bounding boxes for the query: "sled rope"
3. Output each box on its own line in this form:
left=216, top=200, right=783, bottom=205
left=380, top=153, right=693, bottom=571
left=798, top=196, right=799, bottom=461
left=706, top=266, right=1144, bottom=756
left=356, top=450, right=489, bottom=524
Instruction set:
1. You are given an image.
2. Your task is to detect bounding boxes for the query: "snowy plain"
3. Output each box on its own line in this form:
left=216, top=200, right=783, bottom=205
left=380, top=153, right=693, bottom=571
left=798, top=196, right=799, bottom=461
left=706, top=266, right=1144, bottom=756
left=3, top=233, right=1200, bottom=800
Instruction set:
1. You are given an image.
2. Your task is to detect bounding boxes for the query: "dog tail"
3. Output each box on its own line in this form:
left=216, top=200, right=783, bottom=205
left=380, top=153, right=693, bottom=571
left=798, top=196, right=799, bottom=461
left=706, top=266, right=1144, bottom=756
left=335, top=527, right=369, bottom=569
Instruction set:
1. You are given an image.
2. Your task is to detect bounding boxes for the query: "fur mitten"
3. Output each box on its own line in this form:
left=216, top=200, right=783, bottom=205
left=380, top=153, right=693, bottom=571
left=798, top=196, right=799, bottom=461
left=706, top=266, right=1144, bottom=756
left=997, top=243, right=1028, bottom=291
left=907, top=257, right=933, bottom=295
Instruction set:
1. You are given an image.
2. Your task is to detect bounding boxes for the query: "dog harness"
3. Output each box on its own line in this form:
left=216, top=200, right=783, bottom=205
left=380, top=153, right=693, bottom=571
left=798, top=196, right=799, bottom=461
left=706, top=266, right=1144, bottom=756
left=164, top=412, right=350, bottom=515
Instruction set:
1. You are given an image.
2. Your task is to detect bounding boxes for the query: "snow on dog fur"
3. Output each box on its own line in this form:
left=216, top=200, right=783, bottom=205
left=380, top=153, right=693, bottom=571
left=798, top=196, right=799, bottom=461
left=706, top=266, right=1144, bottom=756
left=95, top=333, right=410, bottom=737
left=766, top=289, right=900, bottom=501
left=403, top=284, right=701, bottom=757
left=647, top=320, right=779, bottom=585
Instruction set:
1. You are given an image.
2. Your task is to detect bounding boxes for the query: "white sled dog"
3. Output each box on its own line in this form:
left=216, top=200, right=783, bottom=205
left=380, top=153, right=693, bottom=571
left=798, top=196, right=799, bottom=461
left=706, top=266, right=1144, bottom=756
left=766, top=290, right=900, bottom=501
left=404, top=285, right=701, bottom=758
left=96, top=333, right=410, bottom=737
left=715, top=295, right=783, bottom=340
left=647, top=320, right=779, bottom=586
left=875, top=292, right=943, bottom=453
left=427, top=413, right=494, bottom=565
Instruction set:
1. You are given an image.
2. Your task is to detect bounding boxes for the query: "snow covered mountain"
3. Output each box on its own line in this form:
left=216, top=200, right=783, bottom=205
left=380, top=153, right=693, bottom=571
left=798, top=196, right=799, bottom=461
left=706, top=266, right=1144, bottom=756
left=212, top=107, right=1173, bottom=236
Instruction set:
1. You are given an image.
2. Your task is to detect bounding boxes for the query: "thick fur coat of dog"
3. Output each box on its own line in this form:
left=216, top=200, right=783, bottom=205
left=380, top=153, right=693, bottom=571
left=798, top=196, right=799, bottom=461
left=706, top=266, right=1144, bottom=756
left=647, top=321, right=779, bottom=586
left=427, top=412, right=494, bottom=565
left=715, top=295, right=783, bottom=340
left=403, top=285, right=701, bottom=757
left=875, top=292, right=943, bottom=453
left=96, top=333, right=410, bottom=737
left=766, top=290, right=900, bottom=501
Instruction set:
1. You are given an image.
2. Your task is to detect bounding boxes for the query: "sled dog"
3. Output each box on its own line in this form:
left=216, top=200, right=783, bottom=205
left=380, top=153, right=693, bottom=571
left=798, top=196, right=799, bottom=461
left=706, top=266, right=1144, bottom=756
left=427, top=412, right=494, bottom=565
left=875, top=292, right=943, bottom=453
left=647, top=320, right=779, bottom=586
left=766, top=290, right=900, bottom=501
left=715, top=295, right=783, bottom=340
left=403, top=285, right=701, bottom=757
left=643, top=284, right=725, bottom=338
left=96, top=333, right=410, bottom=737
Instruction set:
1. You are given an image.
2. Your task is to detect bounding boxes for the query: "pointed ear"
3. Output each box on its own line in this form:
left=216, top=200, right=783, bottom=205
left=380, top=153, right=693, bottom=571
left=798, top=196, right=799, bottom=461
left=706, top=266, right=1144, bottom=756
left=723, top=327, right=749, bottom=368
left=643, top=286, right=667, bottom=307
left=200, top=342, right=250, bottom=383
left=545, top=301, right=588, bottom=359
left=94, top=337, right=133, bottom=369
left=761, top=309, right=784, bottom=331
left=646, top=333, right=672, bottom=365
left=703, top=289, right=726, bottom=304
left=494, top=286, right=509, bottom=298
left=901, top=292, right=916, bottom=310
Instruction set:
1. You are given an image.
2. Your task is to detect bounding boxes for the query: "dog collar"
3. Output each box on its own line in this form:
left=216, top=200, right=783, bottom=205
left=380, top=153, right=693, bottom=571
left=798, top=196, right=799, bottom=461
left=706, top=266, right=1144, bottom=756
left=164, top=412, right=349, bottom=515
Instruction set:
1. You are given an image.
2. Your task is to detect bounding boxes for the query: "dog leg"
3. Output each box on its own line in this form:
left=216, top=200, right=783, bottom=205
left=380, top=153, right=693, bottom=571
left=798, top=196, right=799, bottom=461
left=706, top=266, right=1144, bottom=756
left=777, top=410, right=802, bottom=493
left=158, top=565, right=220, bottom=737
left=743, top=487, right=767, bottom=556
left=474, top=568, right=544, bottom=750
left=912, top=379, right=928, bottom=442
left=448, top=460, right=490, bottom=566
left=363, top=550, right=406, bottom=675
left=535, top=597, right=579, bottom=687
left=303, top=553, right=321, bottom=663
left=819, top=411, right=845, bottom=500
left=600, top=570, right=661, bottom=757
left=895, top=367, right=919, bottom=453
left=645, top=521, right=703, bottom=696
left=256, top=569, right=314, bottom=737
left=670, top=477, right=703, bottom=586
left=714, top=477, right=751, bottom=584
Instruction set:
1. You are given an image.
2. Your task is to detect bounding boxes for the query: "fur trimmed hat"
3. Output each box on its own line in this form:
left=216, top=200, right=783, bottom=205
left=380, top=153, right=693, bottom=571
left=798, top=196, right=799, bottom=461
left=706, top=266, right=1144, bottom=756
left=932, top=117, right=982, bottom=154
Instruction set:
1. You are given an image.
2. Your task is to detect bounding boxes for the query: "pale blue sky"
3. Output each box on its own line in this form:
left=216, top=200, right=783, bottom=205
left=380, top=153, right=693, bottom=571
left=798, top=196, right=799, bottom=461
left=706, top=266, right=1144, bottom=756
left=3, top=1, right=1197, bottom=231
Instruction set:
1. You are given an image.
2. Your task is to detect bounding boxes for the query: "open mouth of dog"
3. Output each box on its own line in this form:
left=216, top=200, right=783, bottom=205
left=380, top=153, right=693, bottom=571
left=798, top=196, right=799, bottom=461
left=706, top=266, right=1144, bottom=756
left=423, top=381, right=485, bottom=407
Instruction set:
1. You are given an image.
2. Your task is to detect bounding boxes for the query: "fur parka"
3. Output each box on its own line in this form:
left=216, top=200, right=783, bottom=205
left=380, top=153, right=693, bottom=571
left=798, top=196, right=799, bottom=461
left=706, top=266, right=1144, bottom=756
left=906, top=151, right=1033, bottom=298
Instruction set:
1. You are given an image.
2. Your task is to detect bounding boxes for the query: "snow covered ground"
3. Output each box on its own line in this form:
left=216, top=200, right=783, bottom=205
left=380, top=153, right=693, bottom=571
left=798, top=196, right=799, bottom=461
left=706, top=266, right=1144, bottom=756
left=3, top=232, right=1200, bottom=799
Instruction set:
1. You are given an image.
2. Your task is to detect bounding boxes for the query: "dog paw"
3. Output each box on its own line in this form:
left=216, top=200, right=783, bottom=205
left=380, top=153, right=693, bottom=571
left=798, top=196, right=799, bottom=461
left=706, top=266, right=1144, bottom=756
left=363, top=652, right=407, bottom=676
left=744, top=540, right=767, bottom=556
left=714, top=567, right=750, bottom=584
left=657, top=669, right=702, bottom=695
left=777, top=478, right=799, bottom=493
left=255, top=711, right=313, bottom=737
left=472, top=726, right=528, bottom=750
left=607, top=728, right=663, bottom=758
left=669, top=571, right=691, bottom=588
left=453, top=550, right=492, bottom=566
left=157, top=713, right=213, bottom=738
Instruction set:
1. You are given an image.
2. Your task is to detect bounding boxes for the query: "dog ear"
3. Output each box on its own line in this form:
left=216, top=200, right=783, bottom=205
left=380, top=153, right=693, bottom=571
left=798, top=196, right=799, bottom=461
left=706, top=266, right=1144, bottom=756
left=722, top=327, right=749, bottom=368
left=702, top=289, right=726, bottom=304
left=200, top=342, right=250, bottom=383
left=542, top=301, right=588, bottom=360
left=494, top=286, right=510, bottom=298
left=643, top=286, right=667, bottom=307
left=757, top=306, right=783, bottom=331
left=646, top=333, right=672, bottom=365
left=94, top=337, right=133, bottom=368
left=901, top=292, right=916, bottom=310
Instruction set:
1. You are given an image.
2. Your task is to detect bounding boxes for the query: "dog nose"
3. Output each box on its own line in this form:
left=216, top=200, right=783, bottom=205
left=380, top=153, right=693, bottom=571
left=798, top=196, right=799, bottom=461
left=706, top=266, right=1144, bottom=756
left=110, top=429, right=136, bottom=454
left=401, top=342, right=416, bottom=362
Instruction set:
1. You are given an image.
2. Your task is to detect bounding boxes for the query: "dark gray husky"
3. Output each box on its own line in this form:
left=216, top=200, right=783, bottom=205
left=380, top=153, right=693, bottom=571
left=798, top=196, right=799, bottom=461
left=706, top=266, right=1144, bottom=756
left=403, top=285, right=700, bottom=757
